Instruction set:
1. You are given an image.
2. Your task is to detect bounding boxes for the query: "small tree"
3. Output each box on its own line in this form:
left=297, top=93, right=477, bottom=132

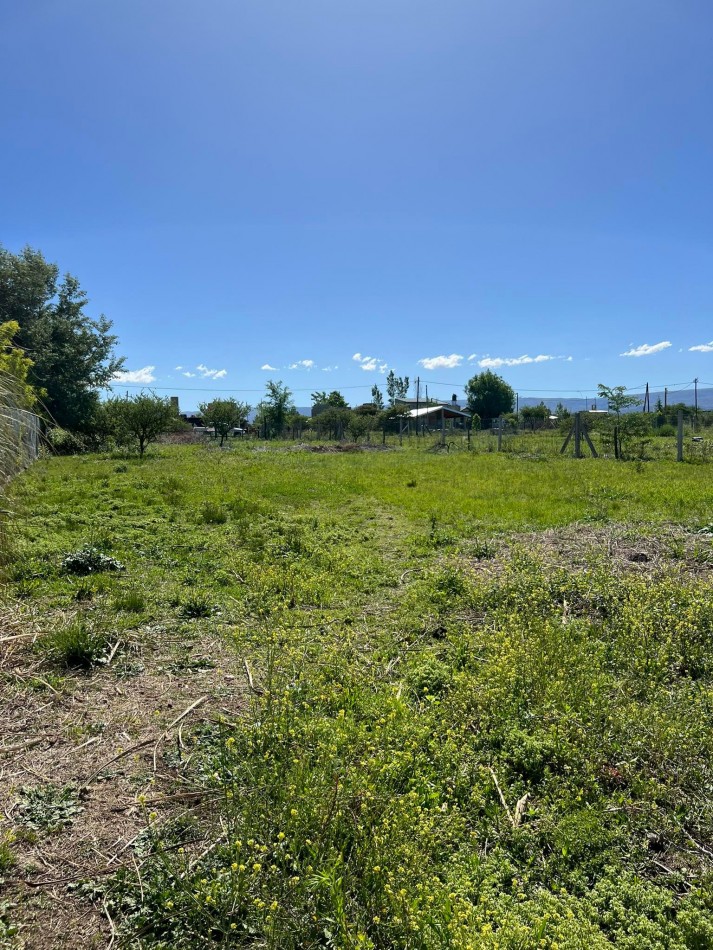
left=596, top=384, right=642, bottom=459
left=464, top=370, right=515, bottom=424
left=260, top=380, right=294, bottom=438
left=106, top=392, right=178, bottom=456
left=199, top=398, right=250, bottom=446
left=386, top=370, right=409, bottom=406
left=521, top=402, right=550, bottom=431
left=313, top=406, right=351, bottom=440
left=370, top=385, right=384, bottom=410
left=346, top=411, right=371, bottom=442
left=376, top=403, right=410, bottom=443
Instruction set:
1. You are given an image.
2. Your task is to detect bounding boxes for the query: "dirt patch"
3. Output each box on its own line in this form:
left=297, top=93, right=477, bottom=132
left=294, top=442, right=393, bottom=453
left=462, top=523, right=713, bottom=579
left=0, top=615, right=247, bottom=949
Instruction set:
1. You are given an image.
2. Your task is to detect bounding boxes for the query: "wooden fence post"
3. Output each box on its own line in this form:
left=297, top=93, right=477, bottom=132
left=677, top=409, right=684, bottom=462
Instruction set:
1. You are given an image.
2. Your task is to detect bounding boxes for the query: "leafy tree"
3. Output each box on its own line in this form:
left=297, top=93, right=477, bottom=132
left=346, top=411, right=372, bottom=442
left=313, top=406, right=350, bottom=440
left=596, top=384, right=642, bottom=460
left=259, top=380, right=294, bottom=438
left=106, top=392, right=178, bottom=456
left=596, top=384, right=641, bottom=417
left=464, top=370, right=515, bottom=423
left=375, top=403, right=410, bottom=443
left=0, top=320, right=39, bottom=408
left=555, top=401, right=571, bottom=421
left=370, top=385, right=384, bottom=410
left=386, top=370, right=409, bottom=406
left=199, top=398, right=250, bottom=445
left=286, top=411, right=310, bottom=437
left=0, top=246, right=123, bottom=432
left=354, top=402, right=379, bottom=416
left=521, top=402, right=550, bottom=431
left=312, top=390, right=348, bottom=409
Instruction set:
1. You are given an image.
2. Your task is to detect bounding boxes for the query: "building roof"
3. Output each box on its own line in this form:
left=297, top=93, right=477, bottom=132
left=407, top=405, right=471, bottom=419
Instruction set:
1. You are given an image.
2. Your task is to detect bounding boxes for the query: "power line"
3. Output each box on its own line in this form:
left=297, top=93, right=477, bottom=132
left=108, top=377, right=705, bottom=400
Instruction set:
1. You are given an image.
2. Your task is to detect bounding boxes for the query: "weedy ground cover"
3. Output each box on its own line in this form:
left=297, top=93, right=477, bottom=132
left=3, top=443, right=713, bottom=948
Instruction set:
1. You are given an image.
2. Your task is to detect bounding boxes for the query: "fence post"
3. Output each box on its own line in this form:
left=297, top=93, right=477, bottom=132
left=497, top=416, right=503, bottom=451
left=677, top=409, right=684, bottom=462
left=574, top=412, right=582, bottom=459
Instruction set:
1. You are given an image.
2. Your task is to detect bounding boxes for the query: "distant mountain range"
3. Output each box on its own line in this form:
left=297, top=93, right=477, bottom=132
left=517, top=387, right=712, bottom=413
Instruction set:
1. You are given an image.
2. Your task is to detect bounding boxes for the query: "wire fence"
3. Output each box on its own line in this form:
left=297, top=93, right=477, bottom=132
left=0, top=405, right=41, bottom=481
left=385, top=413, right=708, bottom=462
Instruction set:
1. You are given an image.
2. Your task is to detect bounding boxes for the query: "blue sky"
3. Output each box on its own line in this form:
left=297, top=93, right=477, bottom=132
left=2, top=0, right=712, bottom=408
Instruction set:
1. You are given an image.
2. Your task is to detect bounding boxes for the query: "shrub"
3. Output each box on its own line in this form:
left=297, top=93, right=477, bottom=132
left=45, top=427, right=87, bottom=455
left=61, top=545, right=125, bottom=576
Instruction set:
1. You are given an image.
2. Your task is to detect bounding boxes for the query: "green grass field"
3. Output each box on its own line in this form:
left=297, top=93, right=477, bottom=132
left=4, top=443, right=713, bottom=948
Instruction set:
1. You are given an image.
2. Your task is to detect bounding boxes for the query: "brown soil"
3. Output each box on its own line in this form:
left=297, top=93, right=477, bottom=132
left=0, top=615, right=247, bottom=949
left=462, top=523, right=713, bottom=579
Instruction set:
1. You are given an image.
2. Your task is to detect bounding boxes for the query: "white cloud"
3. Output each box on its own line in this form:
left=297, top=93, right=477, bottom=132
left=174, top=365, right=183, bottom=370
left=182, top=371, right=196, bottom=378
left=112, top=366, right=156, bottom=384
left=353, top=353, right=388, bottom=372
left=689, top=341, right=713, bottom=353
left=196, top=363, right=228, bottom=378
left=321, top=365, right=338, bottom=372
left=477, top=354, right=563, bottom=368
left=261, top=363, right=278, bottom=371
left=288, top=359, right=315, bottom=370
left=418, top=354, right=464, bottom=371
left=467, top=354, right=477, bottom=361
left=620, top=341, right=671, bottom=358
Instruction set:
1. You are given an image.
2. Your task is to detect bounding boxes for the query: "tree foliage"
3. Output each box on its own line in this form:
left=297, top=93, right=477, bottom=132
left=386, top=370, right=409, bottom=406
left=257, top=380, right=294, bottom=438
left=596, top=385, right=643, bottom=460
left=199, top=398, right=250, bottom=445
left=312, top=390, right=349, bottom=410
left=0, top=246, right=124, bottom=432
left=0, top=320, right=38, bottom=408
left=370, top=385, right=384, bottom=410
left=596, top=384, right=641, bottom=417
left=464, top=370, right=515, bottom=423
left=521, top=402, right=550, bottom=431
left=106, top=392, right=178, bottom=456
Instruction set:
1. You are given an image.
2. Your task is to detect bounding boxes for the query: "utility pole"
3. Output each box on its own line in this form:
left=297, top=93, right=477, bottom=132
left=694, top=378, right=699, bottom=431
left=644, top=382, right=650, bottom=412
left=415, top=376, right=420, bottom=437
left=664, top=387, right=668, bottom=409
